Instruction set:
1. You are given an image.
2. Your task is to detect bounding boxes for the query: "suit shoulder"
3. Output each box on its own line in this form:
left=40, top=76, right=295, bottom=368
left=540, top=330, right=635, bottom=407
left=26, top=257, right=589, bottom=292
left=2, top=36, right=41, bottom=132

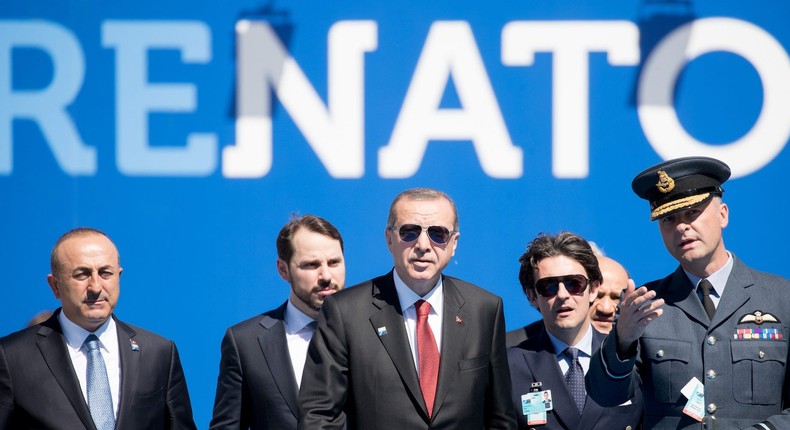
left=444, top=275, right=502, bottom=303
left=0, top=324, right=43, bottom=348
left=227, top=305, right=286, bottom=333
left=117, top=319, right=176, bottom=348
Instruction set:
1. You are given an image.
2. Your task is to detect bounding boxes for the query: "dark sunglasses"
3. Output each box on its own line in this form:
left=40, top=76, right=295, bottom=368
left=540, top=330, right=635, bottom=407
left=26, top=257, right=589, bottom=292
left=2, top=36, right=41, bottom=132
left=534, top=274, right=590, bottom=298
left=388, top=224, right=457, bottom=245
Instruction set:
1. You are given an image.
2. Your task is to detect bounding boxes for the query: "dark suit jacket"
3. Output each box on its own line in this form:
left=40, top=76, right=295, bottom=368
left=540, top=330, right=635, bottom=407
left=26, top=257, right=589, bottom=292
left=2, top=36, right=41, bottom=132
left=508, top=328, right=642, bottom=430
left=210, top=301, right=300, bottom=430
left=506, top=320, right=544, bottom=348
left=298, top=271, right=517, bottom=429
left=0, top=309, right=196, bottom=430
left=589, top=255, right=790, bottom=429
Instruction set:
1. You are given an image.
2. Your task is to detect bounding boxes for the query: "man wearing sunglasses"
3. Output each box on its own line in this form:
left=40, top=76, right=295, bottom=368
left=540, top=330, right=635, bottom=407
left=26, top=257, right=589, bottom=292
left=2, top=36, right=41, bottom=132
left=508, top=232, right=642, bottom=429
left=299, top=188, right=516, bottom=430
left=588, top=156, right=790, bottom=429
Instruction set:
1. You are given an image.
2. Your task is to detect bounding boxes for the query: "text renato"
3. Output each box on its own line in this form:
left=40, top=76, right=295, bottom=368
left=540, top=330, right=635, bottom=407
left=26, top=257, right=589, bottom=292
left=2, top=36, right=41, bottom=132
left=2, top=18, right=789, bottom=178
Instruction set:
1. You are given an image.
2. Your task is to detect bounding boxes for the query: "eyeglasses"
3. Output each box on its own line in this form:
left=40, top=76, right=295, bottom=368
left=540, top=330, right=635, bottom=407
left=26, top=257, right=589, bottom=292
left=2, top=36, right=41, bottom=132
left=388, top=224, right=457, bottom=245
left=534, top=274, right=590, bottom=298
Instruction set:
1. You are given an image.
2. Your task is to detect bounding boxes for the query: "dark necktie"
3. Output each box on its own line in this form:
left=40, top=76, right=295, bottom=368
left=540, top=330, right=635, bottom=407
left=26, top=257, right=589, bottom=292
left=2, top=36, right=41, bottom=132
left=563, top=347, right=586, bottom=413
left=84, top=334, right=115, bottom=430
left=415, top=300, right=439, bottom=418
left=698, top=279, right=716, bottom=320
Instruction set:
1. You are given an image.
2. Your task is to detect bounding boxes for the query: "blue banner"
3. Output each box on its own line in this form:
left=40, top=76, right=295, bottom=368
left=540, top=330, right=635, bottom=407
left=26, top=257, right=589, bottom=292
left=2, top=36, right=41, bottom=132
left=2, top=1, right=789, bottom=425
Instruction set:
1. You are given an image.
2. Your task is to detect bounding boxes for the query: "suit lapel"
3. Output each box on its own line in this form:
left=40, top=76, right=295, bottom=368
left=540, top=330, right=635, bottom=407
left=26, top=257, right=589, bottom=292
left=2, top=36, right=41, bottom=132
left=368, top=274, right=426, bottom=416
left=115, top=317, right=140, bottom=430
left=577, top=330, right=606, bottom=429
left=711, top=256, right=752, bottom=329
left=258, top=303, right=300, bottom=418
left=36, top=315, right=96, bottom=429
left=662, top=267, right=710, bottom=326
left=432, top=277, right=467, bottom=418
left=522, top=330, right=582, bottom=430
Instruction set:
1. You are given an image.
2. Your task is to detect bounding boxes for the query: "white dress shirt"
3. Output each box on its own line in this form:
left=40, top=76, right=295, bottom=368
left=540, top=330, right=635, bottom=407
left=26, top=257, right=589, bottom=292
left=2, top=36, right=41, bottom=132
left=59, top=312, right=121, bottom=418
left=546, top=323, right=594, bottom=375
left=284, top=300, right=317, bottom=388
left=393, top=270, right=444, bottom=375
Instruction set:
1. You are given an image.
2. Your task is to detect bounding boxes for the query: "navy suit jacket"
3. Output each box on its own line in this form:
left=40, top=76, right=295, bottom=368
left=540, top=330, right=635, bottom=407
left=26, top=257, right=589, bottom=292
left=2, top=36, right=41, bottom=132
left=298, top=271, right=517, bottom=429
left=508, top=327, right=642, bottom=430
left=588, top=255, right=790, bottom=429
left=210, top=301, right=301, bottom=430
left=0, top=309, right=196, bottom=430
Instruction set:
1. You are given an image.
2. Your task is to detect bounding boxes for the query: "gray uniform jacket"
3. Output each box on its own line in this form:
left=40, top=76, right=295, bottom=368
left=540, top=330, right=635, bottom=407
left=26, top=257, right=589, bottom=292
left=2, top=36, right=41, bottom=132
left=588, top=255, right=790, bottom=429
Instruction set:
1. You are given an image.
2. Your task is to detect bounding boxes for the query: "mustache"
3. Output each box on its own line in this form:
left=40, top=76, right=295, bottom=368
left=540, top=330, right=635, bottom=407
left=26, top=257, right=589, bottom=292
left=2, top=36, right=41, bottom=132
left=84, top=292, right=109, bottom=303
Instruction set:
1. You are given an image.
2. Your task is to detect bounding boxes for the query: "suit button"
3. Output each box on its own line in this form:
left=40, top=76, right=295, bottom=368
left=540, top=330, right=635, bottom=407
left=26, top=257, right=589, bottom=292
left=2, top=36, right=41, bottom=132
left=707, top=336, right=716, bottom=346
left=656, top=349, right=664, bottom=358
left=625, top=426, right=632, bottom=430
left=707, top=403, right=717, bottom=414
left=759, top=350, right=765, bottom=359
left=706, top=369, right=716, bottom=380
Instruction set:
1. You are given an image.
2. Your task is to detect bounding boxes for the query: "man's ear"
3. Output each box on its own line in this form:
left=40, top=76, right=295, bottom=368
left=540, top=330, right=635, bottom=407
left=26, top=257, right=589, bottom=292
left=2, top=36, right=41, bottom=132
left=526, top=288, right=539, bottom=308
left=276, top=259, right=289, bottom=282
left=47, top=274, right=61, bottom=299
left=589, top=281, right=600, bottom=306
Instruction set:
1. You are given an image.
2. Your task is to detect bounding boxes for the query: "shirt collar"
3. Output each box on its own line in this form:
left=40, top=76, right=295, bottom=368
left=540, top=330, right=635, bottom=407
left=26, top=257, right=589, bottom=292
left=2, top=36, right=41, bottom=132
left=392, top=269, right=444, bottom=315
left=684, top=251, right=734, bottom=298
left=58, top=310, right=116, bottom=352
left=285, top=299, right=315, bottom=333
left=546, top=323, right=594, bottom=358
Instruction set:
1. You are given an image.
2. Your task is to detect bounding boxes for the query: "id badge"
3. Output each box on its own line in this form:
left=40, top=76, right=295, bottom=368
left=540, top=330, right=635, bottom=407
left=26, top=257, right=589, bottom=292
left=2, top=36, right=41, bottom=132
left=681, top=377, right=705, bottom=421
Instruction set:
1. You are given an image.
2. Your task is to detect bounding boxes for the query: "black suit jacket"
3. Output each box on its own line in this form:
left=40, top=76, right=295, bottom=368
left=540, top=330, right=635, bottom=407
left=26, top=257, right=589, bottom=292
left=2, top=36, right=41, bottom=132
left=210, top=301, right=301, bottom=430
left=0, top=309, right=196, bottom=430
left=508, top=328, right=642, bottom=430
left=298, top=271, right=517, bottom=430
left=506, top=320, right=544, bottom=348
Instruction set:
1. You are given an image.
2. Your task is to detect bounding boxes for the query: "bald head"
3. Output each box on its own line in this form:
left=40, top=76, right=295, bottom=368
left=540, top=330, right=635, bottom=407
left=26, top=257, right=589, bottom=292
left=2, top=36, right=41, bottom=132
left=589, top=256, right=629, bottom=333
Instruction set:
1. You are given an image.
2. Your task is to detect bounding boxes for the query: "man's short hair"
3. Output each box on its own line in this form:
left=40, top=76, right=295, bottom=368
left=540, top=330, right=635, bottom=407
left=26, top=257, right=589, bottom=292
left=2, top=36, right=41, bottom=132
left=386, top=188, right=458, bottom=230
left=276, top=214, right=344, bottom=264
left=518, top=231, right=603, bottom=296
left=50, top=227, right=116, bottom=275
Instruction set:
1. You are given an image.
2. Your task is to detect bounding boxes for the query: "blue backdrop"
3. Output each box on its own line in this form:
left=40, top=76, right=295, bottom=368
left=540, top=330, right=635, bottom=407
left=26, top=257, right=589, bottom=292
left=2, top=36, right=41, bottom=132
left=2, top=1, right=789, bottom=427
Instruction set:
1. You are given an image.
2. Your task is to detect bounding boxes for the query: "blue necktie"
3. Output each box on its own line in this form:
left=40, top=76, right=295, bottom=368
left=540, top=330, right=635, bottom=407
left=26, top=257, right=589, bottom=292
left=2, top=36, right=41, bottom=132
left=85, top=334, right=115, bottom=430
left=563, top=347, right=586, bottom=413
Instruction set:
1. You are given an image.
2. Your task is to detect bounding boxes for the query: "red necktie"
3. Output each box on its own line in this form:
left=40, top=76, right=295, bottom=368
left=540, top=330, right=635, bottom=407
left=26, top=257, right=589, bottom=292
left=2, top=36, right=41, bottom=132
left=416, top=300, right=439, bottom=417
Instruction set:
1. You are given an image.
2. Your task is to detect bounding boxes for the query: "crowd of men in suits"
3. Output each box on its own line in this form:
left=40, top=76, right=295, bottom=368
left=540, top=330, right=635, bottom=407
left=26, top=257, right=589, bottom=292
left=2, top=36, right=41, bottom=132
left=2, top=156, right=789, bottom=430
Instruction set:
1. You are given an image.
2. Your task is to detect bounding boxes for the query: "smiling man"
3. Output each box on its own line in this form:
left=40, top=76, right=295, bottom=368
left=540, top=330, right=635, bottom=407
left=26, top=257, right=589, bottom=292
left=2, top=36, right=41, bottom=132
left=588, top=156, right=790, bottom=429
left=210, top=214, right=345, bottom=430
left=0, top=227, right=197, bottom=429
left=508, top=232, right=642, bottom=429
left=298, top=188, right=516, bottom=430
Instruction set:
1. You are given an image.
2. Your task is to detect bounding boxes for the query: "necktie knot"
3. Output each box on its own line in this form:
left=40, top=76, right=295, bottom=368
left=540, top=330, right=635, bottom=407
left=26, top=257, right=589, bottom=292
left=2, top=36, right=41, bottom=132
left=85, top=334, right=101, bottom=351
left=564, top=347, right=579, bottom=362
left=416, top=299, right=431, bottom=318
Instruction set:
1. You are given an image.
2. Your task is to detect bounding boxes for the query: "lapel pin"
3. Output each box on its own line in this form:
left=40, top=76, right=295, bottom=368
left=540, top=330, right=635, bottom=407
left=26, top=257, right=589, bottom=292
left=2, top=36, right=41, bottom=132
left=377, top=326, right=388, bottom=337
left=130, top=339, right=139, bottom=351
left=455, top=316, right=463, bottom=324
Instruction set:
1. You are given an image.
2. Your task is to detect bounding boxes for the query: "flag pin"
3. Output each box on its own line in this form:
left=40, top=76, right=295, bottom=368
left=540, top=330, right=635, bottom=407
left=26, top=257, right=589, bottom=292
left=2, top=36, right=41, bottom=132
left=456, top=316, right=463, bottom=324
left=377, top=326, right=388, bottom=337
left=130, top=339, right=139, bottom=351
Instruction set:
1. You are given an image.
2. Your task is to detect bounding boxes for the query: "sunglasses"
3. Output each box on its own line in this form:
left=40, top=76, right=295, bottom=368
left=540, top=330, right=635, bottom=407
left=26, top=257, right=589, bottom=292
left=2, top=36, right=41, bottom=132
left=388, top=224, right=457, bottom=245
left=534, top=274, right=590, bottom=298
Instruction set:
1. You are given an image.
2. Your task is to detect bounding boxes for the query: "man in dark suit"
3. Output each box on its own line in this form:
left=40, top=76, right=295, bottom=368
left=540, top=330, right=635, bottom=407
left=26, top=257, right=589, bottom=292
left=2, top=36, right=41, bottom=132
left=508, top=232, right=642, bottom=430
left=298, top=188, right=516, bottom=430
left=588, top=156, right=790, bottom=429
left=0, top=227, right=196, bottom=429
left=210, top=215, right=346, bottom=430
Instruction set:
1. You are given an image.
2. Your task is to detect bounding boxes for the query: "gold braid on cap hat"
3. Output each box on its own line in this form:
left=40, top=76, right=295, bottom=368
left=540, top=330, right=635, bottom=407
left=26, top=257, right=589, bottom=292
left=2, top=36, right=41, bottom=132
left=650, top=193, right=711, bottom=221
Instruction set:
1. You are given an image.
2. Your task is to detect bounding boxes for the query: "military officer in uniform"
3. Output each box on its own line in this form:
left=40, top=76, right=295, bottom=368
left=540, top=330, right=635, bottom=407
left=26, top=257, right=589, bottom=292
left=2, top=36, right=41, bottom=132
left=588, top=156, right=790, bottom=429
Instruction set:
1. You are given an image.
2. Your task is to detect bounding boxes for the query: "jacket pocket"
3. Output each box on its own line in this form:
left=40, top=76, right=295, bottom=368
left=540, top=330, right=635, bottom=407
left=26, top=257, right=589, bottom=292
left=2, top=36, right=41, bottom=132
left=731, top=339, right=788, bottom=404
left=643, top=338, right=692, bottom=403
left=458, top=354, right=489, bottom=371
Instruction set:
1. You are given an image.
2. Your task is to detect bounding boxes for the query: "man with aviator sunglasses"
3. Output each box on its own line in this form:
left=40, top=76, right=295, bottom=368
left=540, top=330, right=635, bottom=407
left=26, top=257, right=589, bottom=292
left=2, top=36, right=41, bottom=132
left=299, top=187, right=516, bottom=429
left=507, top=232, right=642, bottom=429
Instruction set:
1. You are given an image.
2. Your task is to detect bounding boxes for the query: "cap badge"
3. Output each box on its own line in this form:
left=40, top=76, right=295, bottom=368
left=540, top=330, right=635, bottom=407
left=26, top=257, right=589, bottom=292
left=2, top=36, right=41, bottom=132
left=656, top=170, right=675, bottom=193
